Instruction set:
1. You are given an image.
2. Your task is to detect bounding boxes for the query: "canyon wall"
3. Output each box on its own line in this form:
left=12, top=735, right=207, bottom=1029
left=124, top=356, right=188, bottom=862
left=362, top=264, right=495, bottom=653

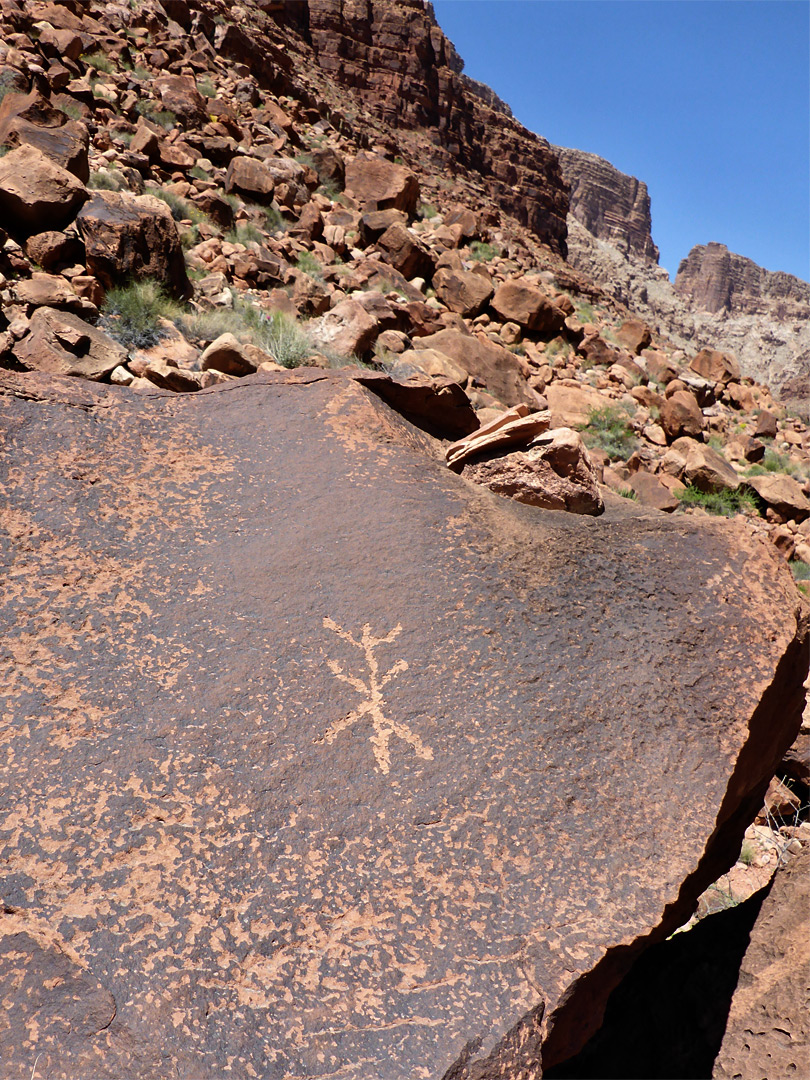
left=299, top=0, right=570, bottom=253
left=554, top=145, right=659, bottom=264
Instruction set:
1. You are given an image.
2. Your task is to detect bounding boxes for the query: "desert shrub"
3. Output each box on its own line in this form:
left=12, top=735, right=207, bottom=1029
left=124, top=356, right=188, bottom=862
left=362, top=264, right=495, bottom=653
left=135, top=100, right=176, bottom=128
left=617, top=487, right=638, bottom=501
left=745, top=447, right=803, bottom=478
left=188, top=164, right=209, bottom=181
left=544, top=339, right=571, bottom=361
left=225, top=221, right=263, bottom=246
left=295, top=251, right=324, bottom=280
left=88, top=168, right=126, bottom=191
left=152, top=188, right=208, bottom=225
left=317, top=178, right=341, bottom=200
left=469, top=240, right=499, bottom=262
left=790, top=560, right=810, bottom=581
left=180, top=295, right=313, bottom=368
left=58, top=101, right=84, bottom=121
left=575, top=300, right=595, bottom=323
left=196, top=76, right=216, bottom=98
left=101, top=279, right=183, bottom=350
left=739, top=840, right=757, bottom=866
left=261, top=309, right=313, bottom=367
left=264, top=205, right=288, bottom=233
left=418, top=202, right=438, bottom=220
left=82, top=51, right=116, bottom=74
left=579, top=405, right=637, bottom=461
left=677, top=485, right=757, bottom=517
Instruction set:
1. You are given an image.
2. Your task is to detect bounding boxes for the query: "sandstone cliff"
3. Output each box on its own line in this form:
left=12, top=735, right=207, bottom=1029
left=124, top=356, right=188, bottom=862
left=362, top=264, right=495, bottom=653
left=554, top=145, right=659, bottom=264
left=299, top=0, right=569, bottom=253
left=675, top=241, right=810, bottom=318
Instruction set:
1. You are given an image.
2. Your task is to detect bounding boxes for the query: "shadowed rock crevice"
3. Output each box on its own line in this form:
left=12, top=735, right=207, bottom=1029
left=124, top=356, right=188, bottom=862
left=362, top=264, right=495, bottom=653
left=543, top=886, right=770, bottom=1080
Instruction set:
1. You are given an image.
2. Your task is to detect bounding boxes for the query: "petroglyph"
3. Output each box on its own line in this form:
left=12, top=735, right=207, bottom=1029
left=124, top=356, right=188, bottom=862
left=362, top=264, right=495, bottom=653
left=320, top=618, right=434, bottom=774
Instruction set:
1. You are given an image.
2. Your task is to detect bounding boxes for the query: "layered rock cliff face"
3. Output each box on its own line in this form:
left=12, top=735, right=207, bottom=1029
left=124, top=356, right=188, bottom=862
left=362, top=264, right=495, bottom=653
left=674, top=241, right=810, bottom=318
left=298, top=0, right=569, bottom=253
left=554, top=146, right=659, bottom=264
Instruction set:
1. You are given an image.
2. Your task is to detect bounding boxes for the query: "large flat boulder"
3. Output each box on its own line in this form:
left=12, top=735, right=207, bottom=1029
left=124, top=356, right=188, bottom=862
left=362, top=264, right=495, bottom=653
left=0, top=368, right=806, bottom=1079
left=11, top=307, right=126, bottom=379
left=345, top=152, right=419, bottom=216
left=0, top=89, right=90, bottom=181
left=414, top=328, right=544, bottom=410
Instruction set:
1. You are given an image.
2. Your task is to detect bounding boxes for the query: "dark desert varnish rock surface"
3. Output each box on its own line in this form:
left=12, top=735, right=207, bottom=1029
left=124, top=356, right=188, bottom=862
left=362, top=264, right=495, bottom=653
left=0, top=369, right=806, bottom=1079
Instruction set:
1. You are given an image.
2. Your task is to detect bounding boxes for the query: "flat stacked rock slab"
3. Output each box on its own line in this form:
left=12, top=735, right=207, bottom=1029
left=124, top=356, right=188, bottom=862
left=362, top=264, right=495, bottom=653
left=0, top=369, right=806, bottom=1079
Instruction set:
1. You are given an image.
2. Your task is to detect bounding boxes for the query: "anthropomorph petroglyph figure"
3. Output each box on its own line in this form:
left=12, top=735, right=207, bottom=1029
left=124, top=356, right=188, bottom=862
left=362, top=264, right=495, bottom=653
left=321, top=618, right=434, bottom=774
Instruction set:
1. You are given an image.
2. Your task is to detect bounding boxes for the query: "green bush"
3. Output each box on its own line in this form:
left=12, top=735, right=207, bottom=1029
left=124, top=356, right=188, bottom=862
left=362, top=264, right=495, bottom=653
left=82, top=51, right=116, bottom=74
left=180, top=294, right=313, bottom=368
left=579, top=405, right=637, bottom=461
left=677, top=485, right=757, bottom=517
left=745, top=447, right=802, bottom=477
left=58, top=101, right=84, bottom=121
left=261, top=309, right=313, bottom=367
left=469, top=240, right=499, bottom=262
left=317, top=178, right=341, bottom=201
left=418, top=202, right=438, bottom=220
left=617, top=487, right=638, bottom=501
left=790, top=560, right=810, bottom=581
left=88, top=168, right=126, bottom=191
left=575, top=300, right=595, bottom=323
left=295, top=251, right=324, bottom=280
left=135, top=100, right=176, bottom=128
left=225, top=221, right=264, bottom=246
left=101, top=280, right=183, bottom=350
left=196, top=76, right=216, bottom=98
left=152, top=188, right=209, bottom=225
left=264, top=205, right=288, bottom=233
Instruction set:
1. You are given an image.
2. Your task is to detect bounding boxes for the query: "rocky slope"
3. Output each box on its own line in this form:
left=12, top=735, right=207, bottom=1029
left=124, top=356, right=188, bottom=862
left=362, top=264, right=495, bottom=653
left=558, top=161, right=810, bottom=404
left=0, top=0, right=809, bottom=1076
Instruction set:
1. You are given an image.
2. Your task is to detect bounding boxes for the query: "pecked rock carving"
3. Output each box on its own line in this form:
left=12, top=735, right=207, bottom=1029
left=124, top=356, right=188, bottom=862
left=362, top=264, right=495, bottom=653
left=0, top=368, right=806, bottom=1078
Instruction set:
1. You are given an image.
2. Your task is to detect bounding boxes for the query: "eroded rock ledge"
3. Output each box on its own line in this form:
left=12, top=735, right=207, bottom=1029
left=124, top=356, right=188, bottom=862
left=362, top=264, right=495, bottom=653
left=0, top=370, right=806, bottom=1078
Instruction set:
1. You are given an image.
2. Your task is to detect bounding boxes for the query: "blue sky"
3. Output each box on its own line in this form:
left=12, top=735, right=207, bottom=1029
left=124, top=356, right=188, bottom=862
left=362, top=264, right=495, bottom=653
left=431, top=0, right=810, bottom=282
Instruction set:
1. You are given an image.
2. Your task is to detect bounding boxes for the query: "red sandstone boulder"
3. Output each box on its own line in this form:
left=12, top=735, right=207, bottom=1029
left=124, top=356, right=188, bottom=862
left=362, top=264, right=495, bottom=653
left=225, top=157, right=277, bottom=203
left=615, top=319, right=652, bottom=355
left=690, top=348, right=741, bottom=386
left=76, top=191, right=190, bottom=299
left=345, top=152, right=419, bottom=216
left=491, top=280, right=566, bottom=335
left=629, top=469, right=680, bottom=512
left=433, top=267, right=494, bottom=317
left=713, top=849, right=810, bottom=1080
left=460, top=426, right=604, bottom=515
left=153, top=75, right=208, bottom=127
left=665, top=437, right=739, bottom=493
left=12, top=307, right=125, bottom=379
left=23, top=230, right=83, bottom=271
left=199, top=334, right=258, bottom=377
left=659, top=389, right=704, bottom=441
left=376, top=222, right=434, bottom=280
left=754, top=409, right=778, bottom=439
left=414, top=329, right=545, bottom=411
left=745, top=473, right=810, bottom=522
left=310, top=294, right=396, bottom=358
left=0, top=89, right=89, bottom=181
left=0, top=144, right=88, bottom=236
